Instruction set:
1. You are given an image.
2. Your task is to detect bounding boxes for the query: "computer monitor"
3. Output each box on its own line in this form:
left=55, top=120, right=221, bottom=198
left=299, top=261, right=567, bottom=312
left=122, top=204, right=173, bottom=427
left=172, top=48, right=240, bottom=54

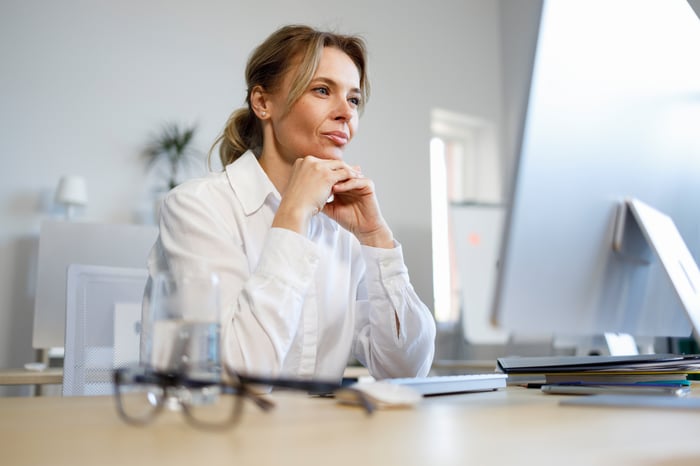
left=491, top=0, right=700, bottom=344
left=33, top=220, right=158, bottom=350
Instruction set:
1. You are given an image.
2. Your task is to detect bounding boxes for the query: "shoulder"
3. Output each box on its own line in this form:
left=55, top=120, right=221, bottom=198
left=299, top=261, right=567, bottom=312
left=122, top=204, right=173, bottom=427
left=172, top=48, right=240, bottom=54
left=171, top=170, right=228, bottom=194
left=160, top=171, right=236, bottom=222
left=166, top=171, right=230, bottom=202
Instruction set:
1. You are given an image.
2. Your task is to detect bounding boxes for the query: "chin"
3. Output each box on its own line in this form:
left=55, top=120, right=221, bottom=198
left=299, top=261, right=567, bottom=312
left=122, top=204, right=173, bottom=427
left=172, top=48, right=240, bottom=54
left=309, top=151, right=343, bottom=161
left=324, top=147, right=346, bottom=160
left=302, top=142, right=347, bottom=161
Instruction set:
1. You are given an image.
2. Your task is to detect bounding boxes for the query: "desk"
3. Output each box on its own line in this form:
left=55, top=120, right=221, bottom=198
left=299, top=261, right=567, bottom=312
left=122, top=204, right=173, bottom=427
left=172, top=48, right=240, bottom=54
left=0, top=368, right=63, bottom=396
left=1, top=386, right=699, bottom=466
left=0, top=368, right=62, bottom=385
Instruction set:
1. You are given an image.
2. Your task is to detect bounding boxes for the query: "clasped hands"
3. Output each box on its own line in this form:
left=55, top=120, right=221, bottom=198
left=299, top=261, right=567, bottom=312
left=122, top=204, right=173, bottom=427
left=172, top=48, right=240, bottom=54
left=273, top=155, right=394, bottom=248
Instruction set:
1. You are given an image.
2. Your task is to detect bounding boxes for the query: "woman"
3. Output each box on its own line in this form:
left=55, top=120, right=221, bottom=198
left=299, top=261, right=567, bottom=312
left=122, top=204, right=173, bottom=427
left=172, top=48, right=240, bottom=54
left=146, top=24, right=436, bottom=381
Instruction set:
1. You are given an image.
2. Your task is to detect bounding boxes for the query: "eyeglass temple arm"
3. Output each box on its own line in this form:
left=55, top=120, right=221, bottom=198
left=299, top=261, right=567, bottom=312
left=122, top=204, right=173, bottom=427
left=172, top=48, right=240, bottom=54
left=238, top=373, right=342, bottom=394
left=224, top=365, right=375, bottom=414
left=238, top=384, right=276, bottom=411
left=224, top=363, right=342, bottom=394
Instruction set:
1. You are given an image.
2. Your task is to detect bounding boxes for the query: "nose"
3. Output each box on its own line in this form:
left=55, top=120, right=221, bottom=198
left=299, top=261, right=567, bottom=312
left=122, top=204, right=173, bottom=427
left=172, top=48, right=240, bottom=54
left=332, top=96, right=353, bottom=122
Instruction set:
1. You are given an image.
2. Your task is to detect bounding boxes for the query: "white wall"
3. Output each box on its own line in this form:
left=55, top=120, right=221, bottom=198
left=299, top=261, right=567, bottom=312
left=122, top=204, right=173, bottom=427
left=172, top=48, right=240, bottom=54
left=0, top=0, right=508, bottom=393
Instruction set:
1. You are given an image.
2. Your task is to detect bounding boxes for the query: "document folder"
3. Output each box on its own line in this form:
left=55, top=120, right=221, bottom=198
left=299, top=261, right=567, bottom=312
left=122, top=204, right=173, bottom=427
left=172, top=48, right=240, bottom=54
left=497, top=354, right=700, bottom=374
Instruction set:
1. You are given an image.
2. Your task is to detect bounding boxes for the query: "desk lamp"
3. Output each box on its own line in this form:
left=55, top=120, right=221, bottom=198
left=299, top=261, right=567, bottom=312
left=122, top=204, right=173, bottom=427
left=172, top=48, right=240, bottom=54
left=55, top=175, right=88, bottom=220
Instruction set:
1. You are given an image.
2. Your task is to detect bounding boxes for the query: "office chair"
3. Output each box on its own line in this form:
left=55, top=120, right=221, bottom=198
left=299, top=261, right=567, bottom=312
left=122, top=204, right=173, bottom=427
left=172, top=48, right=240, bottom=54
left=62, top=264, right=148, bottom=396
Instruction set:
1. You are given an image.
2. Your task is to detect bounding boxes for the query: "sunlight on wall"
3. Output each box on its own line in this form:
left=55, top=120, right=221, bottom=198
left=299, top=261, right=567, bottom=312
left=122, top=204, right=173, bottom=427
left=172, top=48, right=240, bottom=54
left=430, top=137, right=452, bottom=323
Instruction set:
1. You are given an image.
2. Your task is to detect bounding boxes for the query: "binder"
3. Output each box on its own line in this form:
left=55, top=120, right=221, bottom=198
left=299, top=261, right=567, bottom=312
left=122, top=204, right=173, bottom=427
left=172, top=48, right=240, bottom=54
left=496, top=353, right=700, bottom=374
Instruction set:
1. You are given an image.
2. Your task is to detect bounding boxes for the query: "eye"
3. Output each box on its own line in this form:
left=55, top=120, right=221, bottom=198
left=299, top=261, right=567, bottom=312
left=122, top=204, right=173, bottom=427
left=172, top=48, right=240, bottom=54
left=313, top=86, right=329, bottom=96
left=348, top=96, right=361, bottom=107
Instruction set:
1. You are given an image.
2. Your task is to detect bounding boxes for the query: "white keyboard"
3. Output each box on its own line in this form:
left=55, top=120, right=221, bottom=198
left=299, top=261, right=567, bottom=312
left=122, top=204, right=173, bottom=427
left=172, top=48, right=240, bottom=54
left=386, top=373, right=508, bottom=396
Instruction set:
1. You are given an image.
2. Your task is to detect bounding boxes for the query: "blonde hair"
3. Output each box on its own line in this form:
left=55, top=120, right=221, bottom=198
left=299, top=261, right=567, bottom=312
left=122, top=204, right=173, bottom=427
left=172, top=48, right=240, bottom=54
left=210, top=25, right=370, bottom=168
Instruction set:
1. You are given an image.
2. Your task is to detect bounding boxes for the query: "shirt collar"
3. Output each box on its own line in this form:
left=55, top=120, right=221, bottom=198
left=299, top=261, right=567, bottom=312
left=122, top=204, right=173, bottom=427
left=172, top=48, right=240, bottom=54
left=225, top=151, right=280, bottom=215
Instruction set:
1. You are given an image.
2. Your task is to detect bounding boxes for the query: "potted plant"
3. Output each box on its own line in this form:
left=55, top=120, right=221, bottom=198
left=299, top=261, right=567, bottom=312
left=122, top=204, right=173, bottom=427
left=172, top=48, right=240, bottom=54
left=142, top=122, right=200, bottom=191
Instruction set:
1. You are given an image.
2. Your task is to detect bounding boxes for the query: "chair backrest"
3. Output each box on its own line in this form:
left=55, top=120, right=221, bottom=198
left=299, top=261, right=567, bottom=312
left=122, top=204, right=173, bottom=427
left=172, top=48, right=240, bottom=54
left=63, top=264, right=148, bottom=396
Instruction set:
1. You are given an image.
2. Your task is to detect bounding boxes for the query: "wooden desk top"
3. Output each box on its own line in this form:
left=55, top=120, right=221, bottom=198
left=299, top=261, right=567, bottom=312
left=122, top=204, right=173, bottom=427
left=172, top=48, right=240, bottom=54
left=1, top=386, right=699, bottom=466
left=0, top=368, right=63, bottom=385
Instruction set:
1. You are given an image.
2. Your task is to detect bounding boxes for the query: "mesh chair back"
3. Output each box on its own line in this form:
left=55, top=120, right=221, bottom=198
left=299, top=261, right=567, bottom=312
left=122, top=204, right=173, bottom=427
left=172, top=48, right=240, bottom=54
left=63, top=264, right=148, bottom=396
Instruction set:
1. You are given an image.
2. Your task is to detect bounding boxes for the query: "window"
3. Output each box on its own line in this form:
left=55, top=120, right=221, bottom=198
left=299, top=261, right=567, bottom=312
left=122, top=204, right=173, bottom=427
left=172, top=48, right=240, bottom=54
left=430, top=109, right=504, bottom=336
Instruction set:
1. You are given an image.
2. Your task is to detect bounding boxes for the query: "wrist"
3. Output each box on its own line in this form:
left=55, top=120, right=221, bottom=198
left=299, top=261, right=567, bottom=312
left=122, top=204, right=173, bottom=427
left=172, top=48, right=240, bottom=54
left=357, top=226, right=394, bottom=249
left=273, top=204, right=313, bottom=235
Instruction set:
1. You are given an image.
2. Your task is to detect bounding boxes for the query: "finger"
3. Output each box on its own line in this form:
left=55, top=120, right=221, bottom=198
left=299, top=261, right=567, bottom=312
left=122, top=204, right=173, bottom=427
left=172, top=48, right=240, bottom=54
left=311, top=157, right=357, bottom=174
left=329, top=167, right=362, bottom=186
left=332, top=176, right=372, bottom=194
left=305, top=156, right=346, bottom=170
left=299, top=157, right=356, bottom=180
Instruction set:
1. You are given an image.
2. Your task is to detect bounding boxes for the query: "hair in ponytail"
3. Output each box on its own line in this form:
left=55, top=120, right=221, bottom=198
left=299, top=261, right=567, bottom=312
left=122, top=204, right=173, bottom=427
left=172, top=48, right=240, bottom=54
left=209, top=107, right=262, bottom=168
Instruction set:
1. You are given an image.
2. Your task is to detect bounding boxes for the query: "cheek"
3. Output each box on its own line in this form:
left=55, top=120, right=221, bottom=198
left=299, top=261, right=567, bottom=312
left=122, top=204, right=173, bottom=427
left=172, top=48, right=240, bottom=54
left=291, top=106, right=321, bottom=135
left=276, top=113, right=311, bottom=141
left=349, top=116, right=359, bottom=137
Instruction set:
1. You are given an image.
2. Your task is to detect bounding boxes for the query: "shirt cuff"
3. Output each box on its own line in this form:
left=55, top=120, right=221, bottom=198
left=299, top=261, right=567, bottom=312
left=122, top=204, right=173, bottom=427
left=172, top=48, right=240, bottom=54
left=360, top=240, right=410, bottom=287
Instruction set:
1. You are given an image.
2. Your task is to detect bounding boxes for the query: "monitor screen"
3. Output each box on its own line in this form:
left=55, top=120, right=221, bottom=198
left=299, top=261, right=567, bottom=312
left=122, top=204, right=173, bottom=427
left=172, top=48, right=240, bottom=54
left=33, top=220, right=158, bottom=349
left=491, top=0, right=700, bottom=340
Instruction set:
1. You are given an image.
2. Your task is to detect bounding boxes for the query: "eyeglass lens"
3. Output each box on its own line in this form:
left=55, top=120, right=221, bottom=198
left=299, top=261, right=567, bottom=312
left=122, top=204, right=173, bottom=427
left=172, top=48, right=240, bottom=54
left=115, top=370, right=243, bottom=429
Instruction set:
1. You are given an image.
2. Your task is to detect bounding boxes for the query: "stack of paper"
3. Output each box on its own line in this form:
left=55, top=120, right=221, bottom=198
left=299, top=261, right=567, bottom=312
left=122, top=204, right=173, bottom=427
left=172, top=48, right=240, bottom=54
left=496, top=354, right=700, bottom=396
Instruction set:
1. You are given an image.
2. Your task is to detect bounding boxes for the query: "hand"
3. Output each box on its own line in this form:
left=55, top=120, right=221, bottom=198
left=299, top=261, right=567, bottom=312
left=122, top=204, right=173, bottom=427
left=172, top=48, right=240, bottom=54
left=272, top=156, right=394, bottom=248
left=272, top=156, right=358, bottom=233
left=322, top=167, right=394, bottom=249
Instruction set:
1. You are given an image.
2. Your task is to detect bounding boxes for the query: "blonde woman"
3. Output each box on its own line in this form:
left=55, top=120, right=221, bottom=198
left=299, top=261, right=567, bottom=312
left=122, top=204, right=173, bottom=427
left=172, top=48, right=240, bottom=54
left=146, top=25, right=436, bottom=381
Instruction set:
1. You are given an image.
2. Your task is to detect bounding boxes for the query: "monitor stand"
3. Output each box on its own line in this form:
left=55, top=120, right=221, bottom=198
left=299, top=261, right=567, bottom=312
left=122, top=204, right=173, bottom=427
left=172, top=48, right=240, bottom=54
left=554, top=333, right=653, bottom=357
left=613, top=198, right=700, bottom=347
left=603, top=332, right=640, bottom=355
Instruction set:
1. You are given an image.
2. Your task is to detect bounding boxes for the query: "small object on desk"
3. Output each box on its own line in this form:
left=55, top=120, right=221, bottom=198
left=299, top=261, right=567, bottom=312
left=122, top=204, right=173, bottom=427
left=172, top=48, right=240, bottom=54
left=336, top=381, right=422, bottom=409
left=386, top=373, right=508, bottom=396
left=24, top=362, right=48, bottom=372
left=560, top=394, right=700, bottom=409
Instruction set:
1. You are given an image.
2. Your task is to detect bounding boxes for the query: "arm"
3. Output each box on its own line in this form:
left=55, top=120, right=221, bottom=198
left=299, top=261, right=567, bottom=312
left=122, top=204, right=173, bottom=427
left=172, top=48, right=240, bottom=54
left=352, top=242, right=437, bottom=379
left=283, top=158, right=435, bottom=376
left=323, top=162, right=435, bottom=374
left=155, top=183, right=320, bottom=377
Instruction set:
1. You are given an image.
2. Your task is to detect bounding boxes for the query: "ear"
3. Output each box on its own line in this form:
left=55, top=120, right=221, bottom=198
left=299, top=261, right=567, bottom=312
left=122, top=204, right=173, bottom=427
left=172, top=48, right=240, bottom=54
left=250, top=85, right=270, bottom=120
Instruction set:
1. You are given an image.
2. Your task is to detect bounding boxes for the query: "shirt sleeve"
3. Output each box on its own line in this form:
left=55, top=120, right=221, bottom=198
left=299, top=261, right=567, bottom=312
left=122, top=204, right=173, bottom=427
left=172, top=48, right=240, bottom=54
left=351, top=242, right=436, bottom=379
left=153, top=186, right=321, bottom=377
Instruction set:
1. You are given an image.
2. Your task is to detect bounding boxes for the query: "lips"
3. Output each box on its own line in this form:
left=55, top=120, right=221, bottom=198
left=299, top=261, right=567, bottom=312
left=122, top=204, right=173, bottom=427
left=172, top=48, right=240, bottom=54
left=322, top=131, right=349, bottom=146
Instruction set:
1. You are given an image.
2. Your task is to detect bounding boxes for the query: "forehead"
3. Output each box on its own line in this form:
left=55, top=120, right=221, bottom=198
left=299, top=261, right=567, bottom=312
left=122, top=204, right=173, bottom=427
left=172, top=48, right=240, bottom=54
left=313, top=46, right=361, bottom=88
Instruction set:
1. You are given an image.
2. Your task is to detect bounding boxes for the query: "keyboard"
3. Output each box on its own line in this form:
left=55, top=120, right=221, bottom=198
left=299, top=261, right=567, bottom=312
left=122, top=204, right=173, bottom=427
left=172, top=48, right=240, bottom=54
left=385, top=373, right=508, bottom=396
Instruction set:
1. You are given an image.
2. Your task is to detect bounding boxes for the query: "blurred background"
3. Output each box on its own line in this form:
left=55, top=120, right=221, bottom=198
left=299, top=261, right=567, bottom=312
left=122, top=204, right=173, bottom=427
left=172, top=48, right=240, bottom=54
left=0, top=0, right=543, bottom=394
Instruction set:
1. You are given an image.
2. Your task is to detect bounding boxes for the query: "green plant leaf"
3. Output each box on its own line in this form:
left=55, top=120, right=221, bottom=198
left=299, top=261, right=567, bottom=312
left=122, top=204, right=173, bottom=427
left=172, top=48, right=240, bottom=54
left=141, top=121, right=200, bottom=189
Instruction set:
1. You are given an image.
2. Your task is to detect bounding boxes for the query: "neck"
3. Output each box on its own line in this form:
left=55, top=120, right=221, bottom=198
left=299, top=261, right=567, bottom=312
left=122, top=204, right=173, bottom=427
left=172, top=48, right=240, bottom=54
left=258, top=149, right=291, bottom=195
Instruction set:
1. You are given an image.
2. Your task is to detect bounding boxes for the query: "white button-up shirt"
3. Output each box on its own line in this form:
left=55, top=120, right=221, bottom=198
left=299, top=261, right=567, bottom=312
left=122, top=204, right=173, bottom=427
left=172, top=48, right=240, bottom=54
left=146, top=151, right=436, bottom=380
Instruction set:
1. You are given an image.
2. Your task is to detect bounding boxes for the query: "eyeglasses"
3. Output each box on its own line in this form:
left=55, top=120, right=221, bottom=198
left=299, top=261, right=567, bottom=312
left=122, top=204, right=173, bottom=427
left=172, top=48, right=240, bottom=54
left=113, top=365, right=375, bottom=430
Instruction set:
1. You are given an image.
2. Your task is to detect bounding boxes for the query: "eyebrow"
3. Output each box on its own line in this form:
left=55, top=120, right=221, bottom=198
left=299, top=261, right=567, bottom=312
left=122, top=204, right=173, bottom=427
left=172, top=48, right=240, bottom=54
left=312, top=77, right=361, bottom=95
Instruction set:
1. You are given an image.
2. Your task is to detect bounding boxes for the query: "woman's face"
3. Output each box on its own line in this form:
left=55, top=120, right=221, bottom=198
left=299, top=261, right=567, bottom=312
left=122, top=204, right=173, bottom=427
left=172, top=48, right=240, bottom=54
left=265, top=46, right=362, bottom=163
